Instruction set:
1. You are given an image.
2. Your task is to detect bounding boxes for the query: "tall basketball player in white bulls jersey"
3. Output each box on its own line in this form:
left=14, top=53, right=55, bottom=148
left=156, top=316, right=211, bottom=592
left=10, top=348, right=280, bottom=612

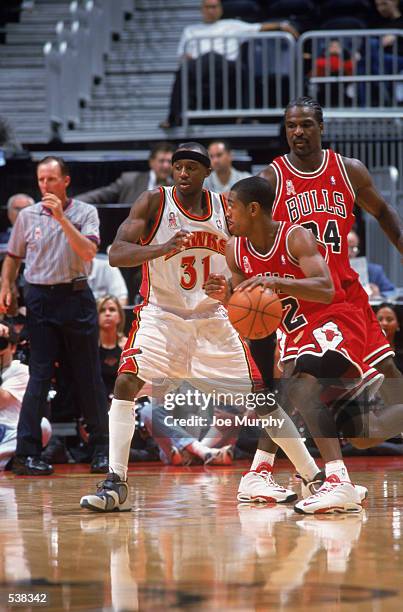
left=244, top=97, right=403, bottom=503
left=80, top=143, right=322, bottom=512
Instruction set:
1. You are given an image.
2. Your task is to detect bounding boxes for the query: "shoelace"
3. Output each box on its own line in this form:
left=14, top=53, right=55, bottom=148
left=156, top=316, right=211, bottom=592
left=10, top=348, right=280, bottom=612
left=96, top=476, right=117, bottom=492
left=307, top=480, right=339, bottom=499
left=96, top=480, right=110, bottom=492
left=259, top=470, right=284, bottom=489
left=295, top=472, right=326, bottom=494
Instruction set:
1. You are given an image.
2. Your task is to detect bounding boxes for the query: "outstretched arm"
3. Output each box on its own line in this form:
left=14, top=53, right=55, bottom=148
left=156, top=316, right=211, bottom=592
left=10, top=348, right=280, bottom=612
left=345, top=157, right=403, bottom=255
left=109, top=189, right=192, bottom=268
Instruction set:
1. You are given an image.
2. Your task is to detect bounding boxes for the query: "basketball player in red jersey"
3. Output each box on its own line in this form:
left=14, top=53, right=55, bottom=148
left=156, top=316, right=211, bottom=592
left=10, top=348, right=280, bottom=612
left=80, top=143, right=328, bottom=512
left=207, top=175, right=398, bottom=513
left=243, top=96, right=403, bottom=501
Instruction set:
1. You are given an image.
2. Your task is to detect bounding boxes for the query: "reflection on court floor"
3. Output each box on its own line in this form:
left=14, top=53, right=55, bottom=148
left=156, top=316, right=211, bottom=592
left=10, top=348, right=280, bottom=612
left=0, top=457, right=402, bottom=611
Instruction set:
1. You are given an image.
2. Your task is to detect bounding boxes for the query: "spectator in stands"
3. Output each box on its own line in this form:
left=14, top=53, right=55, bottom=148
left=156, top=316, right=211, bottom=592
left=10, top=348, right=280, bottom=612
left=313, top=39, right=355, bottom=106
left=0, top=156, right=109, bottom=476
left=203, top=140, right=251, bottom=192
left=0, top=193, right=34, bottom=245
left=0, top=322, right=52, bottom=470
left=76, top=142, right=175, bottom=204
left=140, top=398, right=234, bottom=466
left=89, top=250, right=128, bottom=306
left=376, top=302, right=403, bottom=373
left=357, top=0, right=403, bottom=105
left=159, top=0, right=299, bottom=128
left=373, top=0, right=403, bottom=50
left=97, top=295, right=126, bottom=405
left=348, top=229, right=396, bottom=297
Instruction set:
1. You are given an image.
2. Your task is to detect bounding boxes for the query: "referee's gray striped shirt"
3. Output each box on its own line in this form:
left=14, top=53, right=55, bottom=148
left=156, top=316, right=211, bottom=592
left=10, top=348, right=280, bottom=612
left=8, top=198, right=100, bottom=284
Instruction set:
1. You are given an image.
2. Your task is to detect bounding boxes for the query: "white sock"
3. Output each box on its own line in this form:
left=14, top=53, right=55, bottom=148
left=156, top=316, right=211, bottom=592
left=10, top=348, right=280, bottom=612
left=109, top=398, right=136, bottom=481
left=325, top=460, right=350, bottom=482
left=251, top=449, right=276, bottom=471
left=263, top=406, right=319, bottom=481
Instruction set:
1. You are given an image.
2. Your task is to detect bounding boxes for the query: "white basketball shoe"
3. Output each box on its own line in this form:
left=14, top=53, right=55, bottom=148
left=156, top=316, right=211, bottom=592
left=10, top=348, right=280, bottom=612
left=299, top=469, right=368, bottom=502
left=80, top=473, right=131, bottom=512
left=294, top=474, right=362, bottom=514
left=237, top=462, right=298, bottom=503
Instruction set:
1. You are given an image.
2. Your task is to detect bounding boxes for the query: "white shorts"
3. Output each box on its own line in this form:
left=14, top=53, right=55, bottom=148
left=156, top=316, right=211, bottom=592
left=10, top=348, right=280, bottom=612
left=119, top=303, right=256, bottom=397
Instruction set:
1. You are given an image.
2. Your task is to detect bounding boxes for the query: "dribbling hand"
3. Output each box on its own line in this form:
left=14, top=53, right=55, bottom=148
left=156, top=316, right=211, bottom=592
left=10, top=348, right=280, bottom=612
left=235, top=276, right=278, bottom=293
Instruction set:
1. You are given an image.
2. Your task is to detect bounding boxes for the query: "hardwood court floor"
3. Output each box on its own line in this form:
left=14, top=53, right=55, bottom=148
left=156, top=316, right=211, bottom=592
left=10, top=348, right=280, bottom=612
left=0, top=457, right=402, bottom=611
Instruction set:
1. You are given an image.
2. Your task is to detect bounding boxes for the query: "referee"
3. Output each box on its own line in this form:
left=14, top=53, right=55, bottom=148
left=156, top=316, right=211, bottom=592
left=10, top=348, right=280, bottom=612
left=0, top=156, right=109, bottom=475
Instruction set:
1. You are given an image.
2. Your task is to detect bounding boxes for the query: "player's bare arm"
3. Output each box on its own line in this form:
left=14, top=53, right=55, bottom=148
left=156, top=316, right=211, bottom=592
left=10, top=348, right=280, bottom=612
left=344, top=157, right=403, bottom=255
left=237, top=228, right=335, bottom=304
left=257, top=164, right=277, bottom=190
left=109, top=189, right=192, bottom=268
left=204, top=238, right=245, bottom=305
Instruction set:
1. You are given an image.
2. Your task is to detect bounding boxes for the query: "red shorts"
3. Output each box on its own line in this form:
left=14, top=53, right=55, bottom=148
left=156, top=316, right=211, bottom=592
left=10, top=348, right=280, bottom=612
left=344, top=278, right=394, bottom=367
left=281, top=303, right=384, bottom=398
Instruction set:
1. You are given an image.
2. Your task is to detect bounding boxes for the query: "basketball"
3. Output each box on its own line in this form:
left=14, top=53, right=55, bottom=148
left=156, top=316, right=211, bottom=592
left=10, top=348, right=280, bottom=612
left=227, top=286, right=283, bottom=339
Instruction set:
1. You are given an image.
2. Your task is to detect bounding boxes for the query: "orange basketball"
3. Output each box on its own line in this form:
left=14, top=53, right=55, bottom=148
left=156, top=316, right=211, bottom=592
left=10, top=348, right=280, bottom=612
left=227, top=286, right=282, bottom=339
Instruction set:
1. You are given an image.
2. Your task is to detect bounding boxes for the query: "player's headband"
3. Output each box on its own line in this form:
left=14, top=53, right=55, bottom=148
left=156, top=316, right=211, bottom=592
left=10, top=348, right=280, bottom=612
left=172, top=150, right=211, bottom=168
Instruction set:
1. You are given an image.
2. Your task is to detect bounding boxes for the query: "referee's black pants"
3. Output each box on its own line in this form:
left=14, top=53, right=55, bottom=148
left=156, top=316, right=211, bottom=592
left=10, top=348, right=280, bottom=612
left=16, top=283, right=109, bottom=458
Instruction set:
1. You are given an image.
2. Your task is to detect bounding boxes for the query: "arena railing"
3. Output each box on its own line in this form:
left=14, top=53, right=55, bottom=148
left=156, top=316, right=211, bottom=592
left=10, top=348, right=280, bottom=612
left=364, top=166, right=403, bottom=288
left=44, top=0, right=133, bottom=135
left=297, top=29, right=403, bottom=118
left=181, top=32, right=296, bottom=129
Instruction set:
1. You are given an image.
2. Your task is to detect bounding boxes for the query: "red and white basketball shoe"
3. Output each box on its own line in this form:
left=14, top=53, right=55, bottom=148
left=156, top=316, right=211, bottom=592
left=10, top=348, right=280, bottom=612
left=294, top=474, right=362, bottom=514
left=237, top=462, right=298, bottom=503
left=299, top=469, right=368, bottom=502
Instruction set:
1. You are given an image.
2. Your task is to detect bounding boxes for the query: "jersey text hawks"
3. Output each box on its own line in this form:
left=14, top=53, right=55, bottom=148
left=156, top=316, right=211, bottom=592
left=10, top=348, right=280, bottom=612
left=165, top=231, right=227, bottom=260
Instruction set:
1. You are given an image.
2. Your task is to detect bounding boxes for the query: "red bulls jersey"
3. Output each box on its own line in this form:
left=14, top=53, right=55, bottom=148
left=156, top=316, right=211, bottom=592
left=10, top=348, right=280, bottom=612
left=234, top=221, right=345, bottom=338
left=271, top=149, right=358, bottom=287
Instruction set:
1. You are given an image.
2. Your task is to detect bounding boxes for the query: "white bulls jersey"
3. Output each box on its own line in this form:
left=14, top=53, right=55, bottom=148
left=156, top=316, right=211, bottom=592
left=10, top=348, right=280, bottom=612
left=139, top=186, right=230, bottom=317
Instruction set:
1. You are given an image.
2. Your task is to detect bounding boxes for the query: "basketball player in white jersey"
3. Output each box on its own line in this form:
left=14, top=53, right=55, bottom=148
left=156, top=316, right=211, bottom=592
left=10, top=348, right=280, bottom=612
left=80, top=143, right=323, bottom=512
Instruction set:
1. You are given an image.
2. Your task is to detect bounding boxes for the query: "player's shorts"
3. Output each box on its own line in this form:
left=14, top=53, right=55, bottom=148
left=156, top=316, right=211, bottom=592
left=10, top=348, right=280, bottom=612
left=119, top=302, right=260, bottom=397
left=343, top=278, right=394, bottom=367
left=280, top=303, right=384, bottom=399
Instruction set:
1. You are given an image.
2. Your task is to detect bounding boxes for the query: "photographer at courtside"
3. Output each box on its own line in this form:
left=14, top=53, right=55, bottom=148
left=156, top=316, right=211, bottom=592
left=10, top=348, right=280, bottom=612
left=0, top=322, right=52, bottom=470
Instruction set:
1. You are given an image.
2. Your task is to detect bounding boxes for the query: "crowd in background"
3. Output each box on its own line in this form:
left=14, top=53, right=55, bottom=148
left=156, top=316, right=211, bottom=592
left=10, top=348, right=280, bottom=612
left=221, top=0, right=402, bottom=31
left=160, top=0, right=403, bottom=128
